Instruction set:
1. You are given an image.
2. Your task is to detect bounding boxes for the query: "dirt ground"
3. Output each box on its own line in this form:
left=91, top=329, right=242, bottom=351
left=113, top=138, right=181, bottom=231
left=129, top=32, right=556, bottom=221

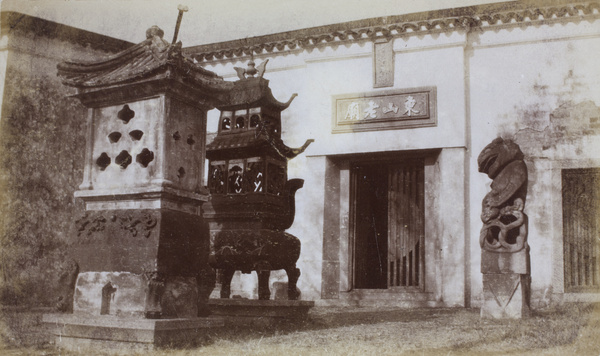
left=1, top=303, right=599, bottom=355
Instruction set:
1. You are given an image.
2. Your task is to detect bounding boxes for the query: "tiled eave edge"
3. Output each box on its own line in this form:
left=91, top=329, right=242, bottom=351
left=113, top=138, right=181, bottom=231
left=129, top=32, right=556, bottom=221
left=185, top=1, right=600, bottom=63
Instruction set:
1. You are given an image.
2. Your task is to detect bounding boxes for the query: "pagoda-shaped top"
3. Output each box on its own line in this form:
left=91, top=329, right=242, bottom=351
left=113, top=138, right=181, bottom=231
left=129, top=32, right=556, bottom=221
left=57, top=25, right=233, bottom=107
left=207, top=59, right=312, bottom=161
left=58, top=26, right=234, bottom=210
left=221, top=59, right=297, bottom=111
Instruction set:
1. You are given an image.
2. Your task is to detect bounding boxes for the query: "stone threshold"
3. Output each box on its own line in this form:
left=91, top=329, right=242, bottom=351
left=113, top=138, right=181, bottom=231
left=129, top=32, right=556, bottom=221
left=317, top=289, right=444, bottom=307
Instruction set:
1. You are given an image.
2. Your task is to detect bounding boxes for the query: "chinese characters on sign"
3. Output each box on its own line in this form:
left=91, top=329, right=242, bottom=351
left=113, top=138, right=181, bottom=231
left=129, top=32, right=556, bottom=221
left=333, top=88, right=436, bottom=133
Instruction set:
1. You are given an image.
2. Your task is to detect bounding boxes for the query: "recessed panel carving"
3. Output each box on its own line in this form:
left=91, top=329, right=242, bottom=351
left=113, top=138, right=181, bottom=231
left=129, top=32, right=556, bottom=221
left=117, top=104, right=135, bottom=124
left=115, top=150, right=132, bottom=169
left=136, top=148, right=154, bottom=168
left=108, top=132, right=122, bottom=143
left=129, top=130, right=144, bottom=141
left=186, top=135, right=195, bottom=146
left=96, top=153, right=111, bottom=171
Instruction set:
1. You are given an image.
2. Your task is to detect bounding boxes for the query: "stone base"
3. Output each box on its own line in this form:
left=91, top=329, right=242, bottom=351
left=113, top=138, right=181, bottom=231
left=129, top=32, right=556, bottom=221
left=43, top=314, right=223, bottom=351
left=481, top=273, right=530, bottom=319
left=74, top=272, right=198, bottom=318
left=207, top=299, right=314, bottom=327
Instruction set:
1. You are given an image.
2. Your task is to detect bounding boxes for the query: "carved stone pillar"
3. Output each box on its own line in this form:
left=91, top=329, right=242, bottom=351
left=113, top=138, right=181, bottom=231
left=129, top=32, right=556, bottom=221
left=478, top=137, right=531, bottom=318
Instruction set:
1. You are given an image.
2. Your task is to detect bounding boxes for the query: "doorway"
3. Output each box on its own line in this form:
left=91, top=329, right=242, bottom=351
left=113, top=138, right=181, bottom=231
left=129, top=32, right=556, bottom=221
left=352, top=159, right=425, bottom=290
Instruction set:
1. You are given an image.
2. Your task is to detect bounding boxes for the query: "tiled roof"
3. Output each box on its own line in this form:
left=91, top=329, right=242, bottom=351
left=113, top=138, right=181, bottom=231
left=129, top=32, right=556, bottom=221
left=220, top=77, right=296, bottom=111
left=57, top=26, right=233, bottom=91
left=207, top=130, right=313, bottom=160
left=184, top=1, right=600, bottom=63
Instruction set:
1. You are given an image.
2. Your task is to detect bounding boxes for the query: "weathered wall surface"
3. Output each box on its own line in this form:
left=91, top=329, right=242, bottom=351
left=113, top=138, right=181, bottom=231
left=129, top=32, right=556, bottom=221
left=0, top=13, right=131, bottom=306
left=203, top=33, right=471, bottom=304
left=468, top=20, right=600, bottom=307
left=202, top=13, right=600, bottom=307
left=3, top=4, right=598, bottom=309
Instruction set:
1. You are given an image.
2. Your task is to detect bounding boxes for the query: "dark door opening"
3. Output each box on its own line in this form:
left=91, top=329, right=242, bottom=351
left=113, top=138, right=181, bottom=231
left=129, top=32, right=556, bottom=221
left=353, top=164, right=388, bottom=289
left=352, top=159, right=425, bottom=290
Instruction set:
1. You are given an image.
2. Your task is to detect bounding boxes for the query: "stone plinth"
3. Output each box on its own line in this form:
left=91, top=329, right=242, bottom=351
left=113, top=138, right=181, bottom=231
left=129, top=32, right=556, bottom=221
left=481, top=250, right=530, bottom=319
left=70, top=208, right=210, bottom=318
left=43, top=314, right=223, bottom=351
left=207, top=299, right=314, bottom=327
left=481, top=274, right=530, bottom=319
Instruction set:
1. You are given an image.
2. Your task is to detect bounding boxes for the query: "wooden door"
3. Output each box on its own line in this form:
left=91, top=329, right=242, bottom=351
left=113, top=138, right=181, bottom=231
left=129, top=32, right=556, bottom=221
left=388, top=161, right=425, bottom=288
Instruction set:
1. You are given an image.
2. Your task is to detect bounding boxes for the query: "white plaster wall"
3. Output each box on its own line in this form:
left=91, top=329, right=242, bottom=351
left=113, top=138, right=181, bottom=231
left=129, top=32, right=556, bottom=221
left=204, top=36, right=469, bottom=302
left=468, top=20, right=600, bottom=306
left=202, top=17, right=600, bottom=305
left=438, top=148, right=468, bottom=307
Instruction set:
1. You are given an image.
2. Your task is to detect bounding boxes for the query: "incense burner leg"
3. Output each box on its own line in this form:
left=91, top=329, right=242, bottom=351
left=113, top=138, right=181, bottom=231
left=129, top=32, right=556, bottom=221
left=257, top=270, right=271, bottom=300
left=220, top=268, right=235, bottom=299
left=286, top=266, right=301, bottom=300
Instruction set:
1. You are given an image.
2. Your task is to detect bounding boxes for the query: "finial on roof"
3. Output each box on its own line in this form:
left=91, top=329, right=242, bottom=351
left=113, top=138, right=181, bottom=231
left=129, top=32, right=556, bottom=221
left=146, top=25, right=164, bottom=39
left=234, top=58, right=269, bottom=80
left=172, top=4, right=189, bottom=44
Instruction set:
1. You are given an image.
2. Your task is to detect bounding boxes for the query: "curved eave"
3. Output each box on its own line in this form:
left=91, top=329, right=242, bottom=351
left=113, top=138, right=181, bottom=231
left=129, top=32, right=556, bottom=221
left=57, top=38, right=229, bottom=91
left=218, top=78, right=296, bottom=111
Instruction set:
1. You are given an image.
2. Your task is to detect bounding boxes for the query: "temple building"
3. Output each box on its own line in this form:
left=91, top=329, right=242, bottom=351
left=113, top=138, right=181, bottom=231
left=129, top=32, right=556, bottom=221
left=1, top=0, right=599, bottom=311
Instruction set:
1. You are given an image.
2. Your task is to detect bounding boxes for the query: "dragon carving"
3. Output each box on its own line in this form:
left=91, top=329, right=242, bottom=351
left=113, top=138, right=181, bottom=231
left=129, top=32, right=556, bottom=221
left=478, top=137, right=528, bottom=253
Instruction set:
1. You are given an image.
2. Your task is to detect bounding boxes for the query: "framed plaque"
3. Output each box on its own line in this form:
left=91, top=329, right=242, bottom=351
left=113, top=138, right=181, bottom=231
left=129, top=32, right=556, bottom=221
left=332, top=87, right=436, bottom=133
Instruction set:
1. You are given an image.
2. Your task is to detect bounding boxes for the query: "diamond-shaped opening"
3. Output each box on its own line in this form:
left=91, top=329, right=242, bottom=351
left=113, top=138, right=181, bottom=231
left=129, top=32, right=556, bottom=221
left=129, top=130, right=144, bottom=141
left=96, top=152, right=111, bottom=171
left=177, top=167, right=186, bottom=178
left=136, top=148, right=154, bottom=168
left=187, top=135, right=195, bottom=146
left=108, top=132, right=122, bottom=143
left=117, top=105, right=135, bottom=124
left=115, top=150, right=132, bottom=169
left=173, top=131, right=181, bottom=141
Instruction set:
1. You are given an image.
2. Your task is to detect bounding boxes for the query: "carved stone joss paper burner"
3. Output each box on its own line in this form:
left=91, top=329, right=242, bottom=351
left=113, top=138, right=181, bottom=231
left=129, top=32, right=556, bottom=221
left=478, top=137, right=531, bottom=318
left=44, top=24, right=233, bottom=349
left=204, top=59, right=313, bottom=300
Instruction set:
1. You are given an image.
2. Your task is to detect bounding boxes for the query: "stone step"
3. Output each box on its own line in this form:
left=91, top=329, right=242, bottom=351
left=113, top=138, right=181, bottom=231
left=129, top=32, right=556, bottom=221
left=43, top=314, right=224, bottom=351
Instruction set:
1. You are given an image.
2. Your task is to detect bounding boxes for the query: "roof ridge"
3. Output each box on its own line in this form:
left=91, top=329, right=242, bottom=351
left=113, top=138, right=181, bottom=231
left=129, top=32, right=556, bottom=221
left=185, top=1, right=600, bottom=63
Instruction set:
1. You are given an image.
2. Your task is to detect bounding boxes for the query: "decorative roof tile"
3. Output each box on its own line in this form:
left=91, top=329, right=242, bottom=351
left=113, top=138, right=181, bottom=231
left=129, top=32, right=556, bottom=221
left=185, top=1, right=600, bottom=63
left=57, top=25, right=233, bottom=92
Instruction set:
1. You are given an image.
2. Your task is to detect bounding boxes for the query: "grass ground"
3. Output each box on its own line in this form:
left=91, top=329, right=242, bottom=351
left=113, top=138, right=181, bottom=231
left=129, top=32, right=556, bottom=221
left=0, top=303, right=598, bottom=355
